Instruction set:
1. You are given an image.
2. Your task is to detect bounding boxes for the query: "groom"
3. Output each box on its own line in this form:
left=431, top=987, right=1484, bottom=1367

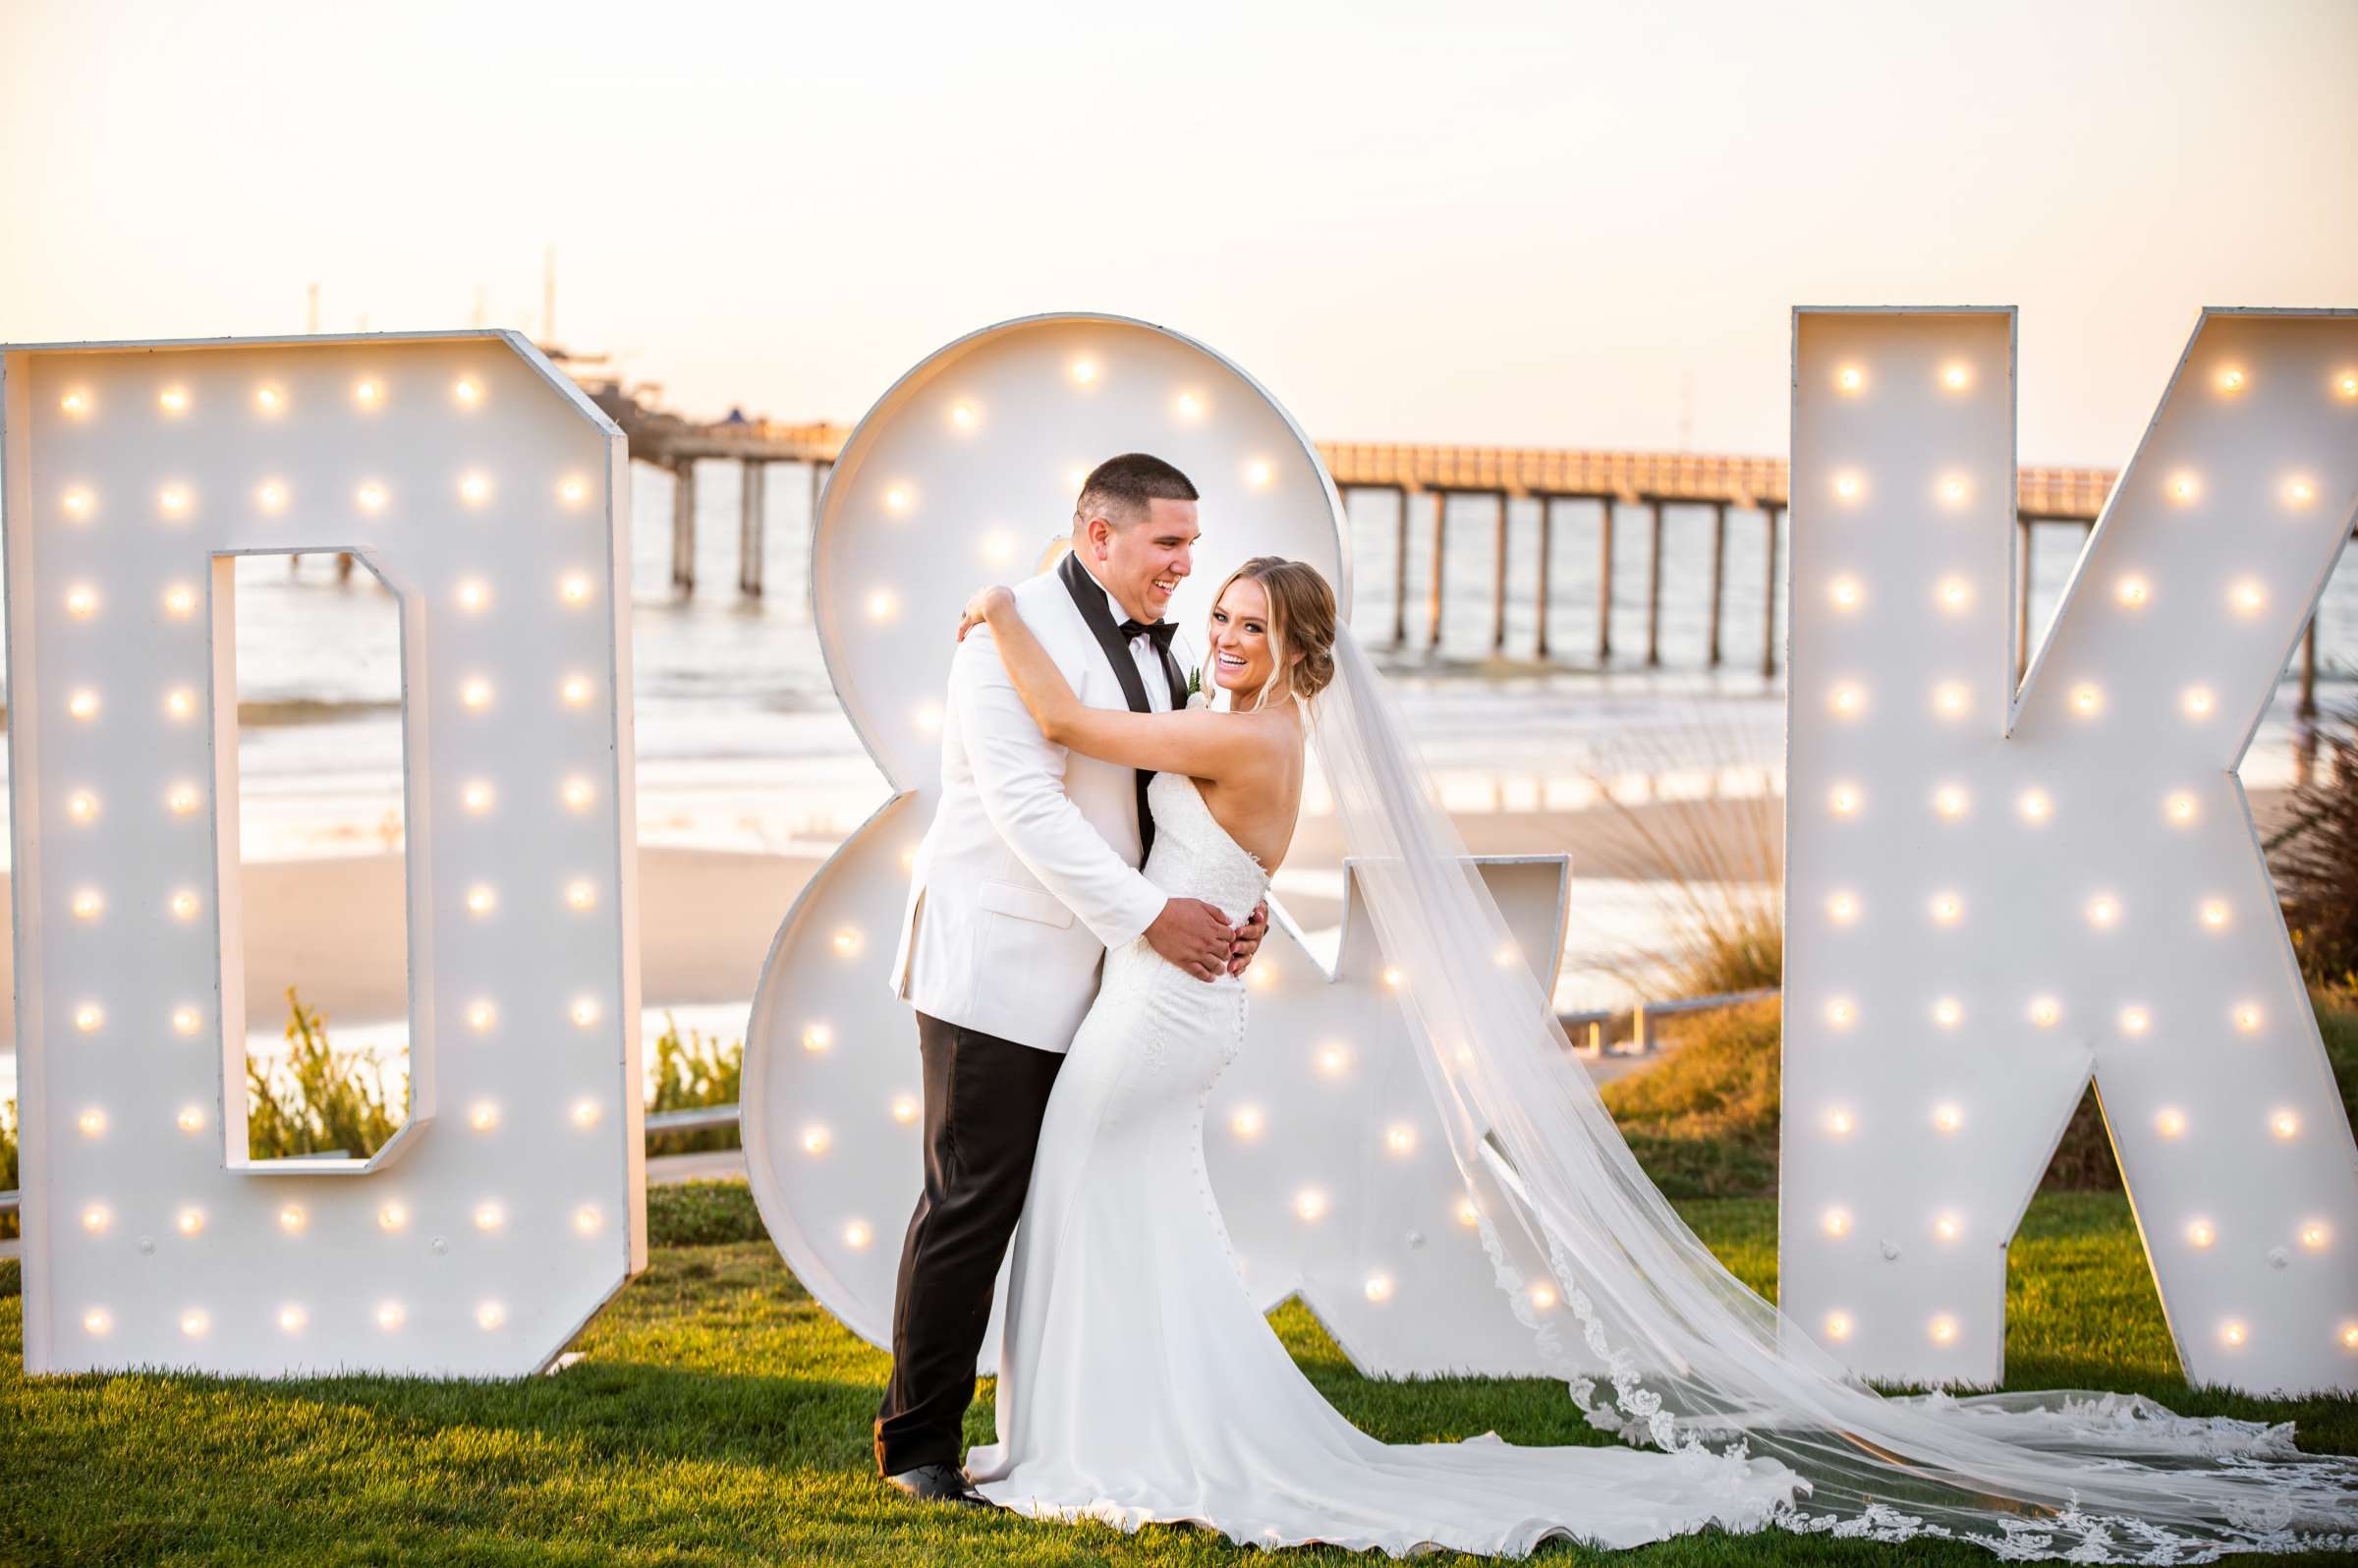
left=875, top=452, right=1269, bottom=1502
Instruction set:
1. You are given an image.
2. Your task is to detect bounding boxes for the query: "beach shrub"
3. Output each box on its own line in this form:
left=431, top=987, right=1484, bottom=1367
left=646, top=1017, right=744, bottom=1156
left=244, top=987, right=404, bottom=1161
left=2274, top=704, right=2358, bottom=988
left=2, top=1097, right=16, bottom=1242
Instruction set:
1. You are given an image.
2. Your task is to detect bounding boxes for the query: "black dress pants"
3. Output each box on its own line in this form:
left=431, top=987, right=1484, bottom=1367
left=872, top=1010, right=1066, bottom=1476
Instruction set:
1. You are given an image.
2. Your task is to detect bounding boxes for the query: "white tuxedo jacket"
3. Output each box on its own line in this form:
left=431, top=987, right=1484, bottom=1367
left=890, top=562, right=1188, bottom=1052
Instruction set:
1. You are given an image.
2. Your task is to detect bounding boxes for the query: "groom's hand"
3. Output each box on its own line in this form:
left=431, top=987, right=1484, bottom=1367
left=1226, top=902, right=1269, bottom=978
left=1146, top=897, right=1235, bottom=982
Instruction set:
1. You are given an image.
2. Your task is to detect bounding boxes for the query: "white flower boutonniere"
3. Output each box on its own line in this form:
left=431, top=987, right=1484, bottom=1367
left=1185, top=663, right=1209, bottom=710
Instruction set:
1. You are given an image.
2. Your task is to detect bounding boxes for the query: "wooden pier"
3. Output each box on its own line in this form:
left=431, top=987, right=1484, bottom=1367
left=578, top=379, right=2336, bottom=713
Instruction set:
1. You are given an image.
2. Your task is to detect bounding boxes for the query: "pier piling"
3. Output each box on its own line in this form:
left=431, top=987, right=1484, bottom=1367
left=1706, top=500, right=1728, bottom=668
left=739, top=461, right=766, bottom=598
left=669, top=459, right=698, bottom=593
left=1645, top=498, right=1665, bottom=668
left=1596, top=499, right=1615, bottom=664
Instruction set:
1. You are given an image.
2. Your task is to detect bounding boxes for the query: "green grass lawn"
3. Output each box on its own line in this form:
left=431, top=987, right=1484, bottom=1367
left=4, top=1183, right=2355, bottom=1566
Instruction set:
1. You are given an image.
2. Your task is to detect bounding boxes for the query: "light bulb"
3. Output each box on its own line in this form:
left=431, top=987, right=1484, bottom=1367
left=1828, top=783, right=1863, bottom=817
left=1174, top=391, right=1205, bottom=420
left=83, top=1309, right=114, bottom=1338
left=1248, top=961, right=1278, bottom=988
left=1937, top=577, right=1972, bottom=614
left=1930, top=893, right=1963, bottom=926
left=461, top=677, right=493, bottom=709
left=2115, top=576, right=2150, bottom=609
left=2199, top=898, right=2230, bottom=930
left=2119, top=1005, right=2151, bottom=1036
left=1384, top=1123, right=1417, bottom=1155
left=2217, top=367, right=2246, bottom=395
left=63, top=487, right=93, bottom=519
left=2343, top=1323, right=2358, bottom=1350
left=948, top=402, right=977, bottom=430
left=82, top=1204, right=110, bottom=1234
left=1939, top=476, right=1969, bottom=506
left=1316, top=1042, right=1351, bottom=1077
left=1825, top=891, right=1859, bottom=924
left=477, top=1301, right=506, bottom=1330
left=566, top=879, right=596, bottom=912
left=68, top=791, right=99, bottom=824
left=1940, top=364, right=1970, bottom=391
left=2165, top=791, right=2198, bottom=826
left=163, top=584, right=197, bottom=617
left=356, top=481, right=387, bottom=513
left=2182, top=686, right=2215, bottom=720
left=454, top=377, right=483, bottom=407
left=832, top=925, right=863, bottom=958
left=1295, top=1188, right=1327, bottom=1221
left=558, top=476, right=589, bottom=505
left=802, top=1023, right=832, bottom=1053
left=460, top=781, right=495, bottom=814
left=560, top=573, right=592, bottom=605
left=2085, top=894, right=2120, bottom=929
left=74, top=1002, right=103, bottom=1032
left=78, top=1107, right=105, bottom=1138
left=844, top=1219, right=873, bottom=1249
left=891, top=1095, right=920, bottom=1126
left=1382, top=966, right=1405, bottom=988
left=158, top=386, right=189, bottom=415
left=460, top=472, right=491, bottom=505
left=2186, top=1218, right=2216, bottom=1249
left=913, top=701, right=943, bottom=737
left=456, top=579, right=489, bottom=612
left=1933, top=784, right=1969, bottom=820
left=560, top=675, right=592, bottom=706
left=1933, top=997, right=1963, bottom=1029
left=2070, top=683, right=2103, bottom=718
left=868, top=588, right=899, bottom=622
left=353, top=379, right=383, bottom=409
left=1934, top=681, right=1968, bottom=718
left=571, top=997, right=600, bottom=1028
left=1825, top=997, right=1856, bottom=1029
left=378, top=1201, right=409, bottom=1232
left=1069, top=359, right=1098, bottom=386
left=1829, top=683, right=1866, bottom=718
left=802, top=1124, right=831, bottom=1155
left=71, top=890, right=103, bottom=922
left=176, top=1104, right=204, bottom=1134
left=576, top=1205, right=604, bottom=1236
left=2339, top=371, right=2358, bottom=400
left=167, top=782, right=200, bottom=814
left=1824, top=1311, right=1853, bottom=1342
left=1364, top=1273, right=1394, bottom=1303
left=2300, top=1222, right=2330, bottom=1253
left=465, top=884, right=496, bottom=917
left=571, top=1097, right=602, bottom=1129
left=1825, top=1106, right=1855, bottom=1138
left=2219, top=1320, right=2247, bottom=1348
left=469, top=1101, right=500, bottom=1133
left=181, top=1309, right=210, bottom=1338
left=464, top=999, right=497, bottom=1034
left=177, top=1206, right=204, bottom=1236
left=1835, top=365, right=1865, bottom=394
left=279, top=1305, right=307, bottom=1333
left=60, top=389, right=90, bottom=416
left=1457, top=1200, right=1482, bottom=1229
left=2271, top=1110, right=2300, bottom=1141
left=1929, top=1315, right=1958, bottom=1345
left=1934, top=1212, right=1962, bottom=1242
left=1832, top=473, right=1862, bottom=501
left=1246, top=460, right=1275, bottom=488
left=2155, top=1107, right=2186, bottom=1139
left=1932, top=1102, right=1963, bottom=1135
left=172, top=1005, right=199, bottom=1035
left=1822, top=1207, right=1851, bottom=1238
left=66, top=584, right=98, bottom=618
left=2017, top=788, right=2053, bottom=825
left=254, top=384, right=284, bottom=415
left=278, top=1204, right=307, bottom=1234
left=377, top=1302, right=406, bottom=1330
left=68, top=689, right=98, bottom=720
left=2228, top=580, right=2266, bottom=617
left=2029, top=996, right=2061, bottom=1028
left=473, top=1201, right=504, bottom=1231
left=2284, top=476, right=2316, bottom=507
left=2234, top=1003, right=2264, bottom=1035
left=1828, top=576, right=1863, bottom=612
left=2168, top=473, right=2199, bottom=504
left=1528, top=1284, right=1558, bottom=1311
left=562, top=776, right=595, bottom=811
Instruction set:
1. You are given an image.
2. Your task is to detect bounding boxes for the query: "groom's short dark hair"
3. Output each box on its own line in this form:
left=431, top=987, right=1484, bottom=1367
left=1076, top=453, right=1198, bottom=528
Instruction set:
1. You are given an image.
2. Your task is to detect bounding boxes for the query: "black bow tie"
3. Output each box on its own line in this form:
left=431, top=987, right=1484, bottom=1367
left=1118, top=617, right=1178, bottom=651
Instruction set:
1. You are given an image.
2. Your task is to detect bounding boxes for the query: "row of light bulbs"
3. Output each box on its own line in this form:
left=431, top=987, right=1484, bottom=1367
left=58, top=672, right=599, bottom=725
left=77, top=1195, right=607, bottom=1238
left=1825, top=466, right=2323, bottom=510
left=75, top=1092, right=610, bottom=1142
left=1824, top=770, right=2228, bottom=823
left=1814, top=989, right=2267, bottom=1036
left=1830, top=362, right=2358, bottom=405
left=1819, top=890, right=2246, bottom=933
left=1826, top=575, right=2275, bottom=624
left=1816, top=1308, right=2357, bottom=1355
left=1819, top=1101, right=2304, bottom=1141
left=57, top=571, right=596, bottom=621
left=81, top=1296, right=525, bottom=1340
left=57, top=773, right=598, bottom=832
left=1816, top=1203, right=2329, bottom=1252
left=54, top=471, right=594, bottom=521
left=57, top=374, right=496, bottom=420
left=59, top=874, right=598, bottom=929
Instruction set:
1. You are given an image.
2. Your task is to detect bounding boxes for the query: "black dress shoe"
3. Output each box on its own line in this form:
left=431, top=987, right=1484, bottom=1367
left=882, top=1461, right=988, bottom=1506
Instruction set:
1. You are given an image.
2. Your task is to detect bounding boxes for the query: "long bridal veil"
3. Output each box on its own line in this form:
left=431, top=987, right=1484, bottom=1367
left=1309, top=622, right=2356, bottom=1559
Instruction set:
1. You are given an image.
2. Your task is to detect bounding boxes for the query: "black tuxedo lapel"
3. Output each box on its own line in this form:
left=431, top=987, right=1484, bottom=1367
left=1057, top=549, right=1166, bottom=863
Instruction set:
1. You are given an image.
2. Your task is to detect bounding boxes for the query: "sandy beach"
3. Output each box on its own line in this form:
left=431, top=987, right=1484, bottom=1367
left=0, top=785, right=2296, bottom=1052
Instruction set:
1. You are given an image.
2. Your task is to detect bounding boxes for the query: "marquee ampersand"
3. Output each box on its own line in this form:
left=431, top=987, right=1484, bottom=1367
left=1780, top=308, right=2358, bottom=1393
left=1, top=331, right=646, bottom=1375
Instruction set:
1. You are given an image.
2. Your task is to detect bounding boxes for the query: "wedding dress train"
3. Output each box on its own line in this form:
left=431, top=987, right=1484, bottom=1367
left=966, top=772, right=1807, bottom=1555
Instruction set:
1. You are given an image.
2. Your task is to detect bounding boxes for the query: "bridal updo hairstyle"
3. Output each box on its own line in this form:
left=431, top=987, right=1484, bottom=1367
left=1209, top=556, right=1338, bottom=706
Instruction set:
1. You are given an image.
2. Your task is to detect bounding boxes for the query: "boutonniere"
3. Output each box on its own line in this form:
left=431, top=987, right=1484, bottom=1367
left=1185, top=663, right=1209, bottom=710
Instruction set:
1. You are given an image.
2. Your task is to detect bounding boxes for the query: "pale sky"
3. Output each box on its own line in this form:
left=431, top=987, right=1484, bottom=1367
left=4, top=0, right=2354, bottom=468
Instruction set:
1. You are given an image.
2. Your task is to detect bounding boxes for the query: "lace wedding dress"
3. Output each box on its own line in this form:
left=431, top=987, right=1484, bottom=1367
left=967, top=771, right=1808, bottom=1553
left=971, top=633, right=2358, bottom=1560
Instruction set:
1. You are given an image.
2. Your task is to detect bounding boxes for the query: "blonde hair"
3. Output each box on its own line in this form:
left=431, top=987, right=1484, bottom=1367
left=1205, top=556, right=1338, bottom=710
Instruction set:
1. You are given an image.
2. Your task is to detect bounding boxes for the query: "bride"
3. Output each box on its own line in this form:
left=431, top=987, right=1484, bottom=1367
left=951, top=555, right=2358, bottom=1560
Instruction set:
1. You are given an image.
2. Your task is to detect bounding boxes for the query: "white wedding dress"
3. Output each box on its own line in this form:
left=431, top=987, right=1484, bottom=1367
left=966, top=772, right=1809, bottom=1555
